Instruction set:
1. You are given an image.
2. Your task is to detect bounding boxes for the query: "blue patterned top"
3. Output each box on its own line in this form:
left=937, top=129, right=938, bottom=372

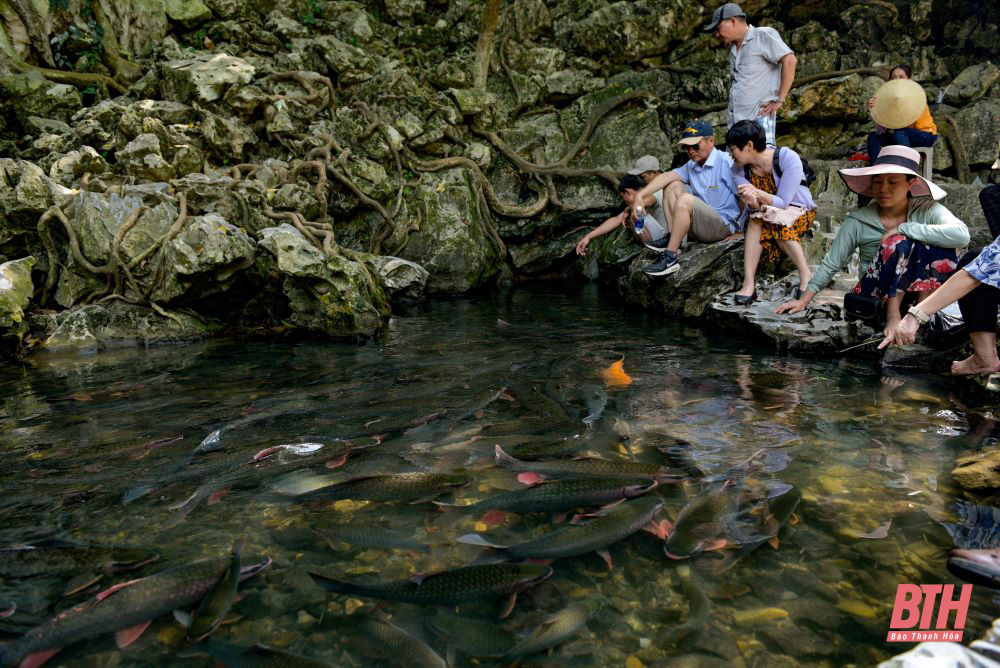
left=965, top=237, right=1000, bottom=289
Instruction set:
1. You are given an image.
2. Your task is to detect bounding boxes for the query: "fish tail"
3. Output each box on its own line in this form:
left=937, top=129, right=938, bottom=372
left=494, top=445, right=518, bottom=467
left=308, top=571, right=359, bottom=595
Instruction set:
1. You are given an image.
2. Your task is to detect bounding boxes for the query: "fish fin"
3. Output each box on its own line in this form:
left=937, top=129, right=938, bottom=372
left=325, top=454, right=348, bottom=469
left=641, top=521, right=667, bottom=540
left=551, top=511, right=568, bottom=524
left=659, top=519, right=674, bottom=537
left=61, top=572, right=103, bottom=597
left=115, top=620, right=151, bottom=649
left=479, top=510, right=509, bottom=527
left=307, top=571, right=350, bottom=593
left=499, top=592, right=518, bottom=619
left=17, top=648, right=61, bottom=668
left=768, top=536, right=780, bottom=549
left=600, top=497, right=627, bottom=510
left=516, top=472, right=544, bottom=485
left=699, top=538, right=729, bottom=552
left=167, top=489, right=201, bottom=511
left=456, top=533, right=506, bottom=549
left=409, top=573, right=429, bottom=586
left=597, top=549, right=614, bottom=571
left=173, top=609, right=192, bottom=628
left=446, top=644, right=456, bottom=668
left=95, top=577, right=144, bottom=601
left=495, top=444, right=519, bottom=467
left=0, top=601, right=15, bottom=618
left=206, top=488, right=230, bottom=506
left=789, top=512, right=800, bottom=526
left=252, top=446, right=280, bottom=461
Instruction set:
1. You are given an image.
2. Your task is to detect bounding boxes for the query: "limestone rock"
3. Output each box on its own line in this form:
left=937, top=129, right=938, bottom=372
left=398, top=169, right=505, bottom=295
left=134, top=99, right=198, bottom=126
left=157, top=213, right=256, bottom=302
left=165, top=0, right=213, bottom=27
left=618, top=241, right=744, bottom=319
left=256, top=225, right=389, bottom=337
left=96, top=0, right=170, bottom=58
left=449, top=88, right=498, bottom=115
left=48, top=147, right=110, bottom=187
left=951, top=98, right=1000, bottom=167
left=944, top=62, right=1000, bottom=105
left=953, top=451, right=1000, bottom=492
left=0, top=256, right=36, bottom=348
left=570, top=0, right=703, bottom=63
left=786, top=74, right=867, bottom=122
left=385, top=0, right=425, bottom=23
left=295, top=36, right=373, bottom=85
left=545, top=70, right=605, bottom=99
left=370, top=256, right=429, bottom=302
left=161, top=53, right=256, bottom=103
left=199, top=112, right=257, bottom=161
left=118, top=134, right=176, bottom=182
left=35, top=303, right=209, bottom=355
left=0, top=73, right=83, bottom=126
left=265, top=12, right=308, bottom=40
left=172, top=174, right=271, bottom=235
left=939, top=184, right=990, bottom=246
left=202, top=0, right=267, bottom=20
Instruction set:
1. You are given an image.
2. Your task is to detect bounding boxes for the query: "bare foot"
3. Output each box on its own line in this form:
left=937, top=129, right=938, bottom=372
left=950, top=355, right=1000, bottom=376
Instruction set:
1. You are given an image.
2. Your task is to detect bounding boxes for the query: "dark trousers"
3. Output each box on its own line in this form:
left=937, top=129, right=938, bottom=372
left=982, top=184, right=1000, bottom=241
left=957, top=247, right=1000, bottom=332
left=867, top=128, right=937, bottom=162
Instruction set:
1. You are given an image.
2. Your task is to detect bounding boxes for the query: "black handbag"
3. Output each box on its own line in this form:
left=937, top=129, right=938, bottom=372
left=843, top=292, right=884, bottom=323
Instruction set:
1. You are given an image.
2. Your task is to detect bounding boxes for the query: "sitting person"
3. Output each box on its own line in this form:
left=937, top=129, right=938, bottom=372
left=626, top=155, right=672, bottom=238
left=866, top=64, right=937, bottom=162
left=627, top=120, right=741, bottom=277
left=776, top=146, right=970, bottom=336
left=983, top=142, right=1000, bottom=239
left=575, top=174, right=667, bottom=256
left=727, top=119, right=817, bottom=304
left=880, top=141, right=1000, bottom=375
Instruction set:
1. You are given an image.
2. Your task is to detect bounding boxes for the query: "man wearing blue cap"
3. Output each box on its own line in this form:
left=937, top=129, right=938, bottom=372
left=705, top=2, right=797, bottom=148
left=627, top=120, right=741, bottom=277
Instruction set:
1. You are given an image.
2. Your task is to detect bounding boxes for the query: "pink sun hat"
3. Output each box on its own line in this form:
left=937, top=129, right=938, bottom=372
left=838, top=145, right=946, bottom=201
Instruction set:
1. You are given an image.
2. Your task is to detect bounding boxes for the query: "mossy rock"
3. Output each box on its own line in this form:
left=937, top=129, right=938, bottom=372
left=0, top=256, right=36, bottom=350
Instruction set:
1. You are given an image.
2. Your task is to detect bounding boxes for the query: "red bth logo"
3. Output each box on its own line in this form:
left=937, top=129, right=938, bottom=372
left=886, top=584, right=972, bottom=642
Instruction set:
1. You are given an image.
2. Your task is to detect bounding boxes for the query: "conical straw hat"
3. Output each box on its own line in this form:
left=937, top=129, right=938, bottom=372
left=869, top=79, right=927, bottom=130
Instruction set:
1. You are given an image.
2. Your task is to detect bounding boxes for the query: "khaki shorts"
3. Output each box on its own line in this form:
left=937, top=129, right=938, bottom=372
left=688, top=198, right=732, bottom=242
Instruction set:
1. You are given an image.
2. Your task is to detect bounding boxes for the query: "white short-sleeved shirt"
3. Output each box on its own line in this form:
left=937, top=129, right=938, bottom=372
left=728, top=25, right=792, bottom=126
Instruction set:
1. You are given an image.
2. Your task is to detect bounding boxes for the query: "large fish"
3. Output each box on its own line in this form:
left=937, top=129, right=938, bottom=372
left=657, top=567, right=710, bottom=641
left=308, top=563, right=552, bottom=615
left=0, top=539, right=159, bottom=578
left=315, top=525, right=430, bottom=553
left=358, top=617, right=446, bottom=668
left=177, top=639, right=333, bottom=667
left=663, top=480, right=744, bottom=559
left=0, top=555, right=271, bottom=667
left=580, top=384, right=608, bottom=427
left=294, top=472, right=470, bottom=503
left=458, top=496, right=665, bottom=568
left=505, top=601, right=594, bottom=657
left=186, top=541, right=242, bottom=641
left=704, top=484, right=801, bottom=573
left=495, top=445, right=678, bottom=482
left=456, top=478, right=658, bottom=514
left=948, top=548, right=1000, bottom=589
left=425, top=610, right=517, bottom=658
left=506, top=438, right=585, bottom=460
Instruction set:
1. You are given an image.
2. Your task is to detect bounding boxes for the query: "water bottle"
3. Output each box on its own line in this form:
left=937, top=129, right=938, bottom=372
left=633, top=205, right=645, bottom=233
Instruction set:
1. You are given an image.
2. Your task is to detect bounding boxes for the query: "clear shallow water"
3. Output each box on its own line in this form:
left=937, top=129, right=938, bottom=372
left=1, top=284, right=997, bottom=666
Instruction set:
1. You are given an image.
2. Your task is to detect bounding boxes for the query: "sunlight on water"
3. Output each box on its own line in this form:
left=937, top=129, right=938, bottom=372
left=0, top=285, right=996, bottom=666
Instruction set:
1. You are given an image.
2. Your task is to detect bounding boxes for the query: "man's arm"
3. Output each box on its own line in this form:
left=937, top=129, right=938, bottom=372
left=760, top=52, right=797, bottom=116
left=576, top=213, right=627, bottom=255
left=629, top=171, right=682, bottom=220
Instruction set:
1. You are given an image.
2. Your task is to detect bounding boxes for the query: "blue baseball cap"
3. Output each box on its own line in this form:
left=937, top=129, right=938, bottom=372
left=677, top=120, right=714, bottom=146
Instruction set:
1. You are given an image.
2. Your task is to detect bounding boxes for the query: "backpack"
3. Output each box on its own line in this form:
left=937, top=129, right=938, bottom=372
left=743, top=147, right=816, bottom=187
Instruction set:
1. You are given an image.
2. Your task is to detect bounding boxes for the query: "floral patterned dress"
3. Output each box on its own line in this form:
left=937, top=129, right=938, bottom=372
left=748, top=172, right=817, bottom=264
left=964, top=236, right=1000, bottom=289
left=852, top=232, right=959, bottom=300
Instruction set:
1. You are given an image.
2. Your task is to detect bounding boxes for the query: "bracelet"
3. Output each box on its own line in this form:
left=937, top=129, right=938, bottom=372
left=907, top=305, right=931, bottom=325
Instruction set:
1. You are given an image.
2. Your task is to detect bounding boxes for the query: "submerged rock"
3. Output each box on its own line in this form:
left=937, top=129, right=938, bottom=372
left=256, top=224, right=389, bottom=337
left=953, top=451, right=1000, bottom=492
left=0, top=257, right=36, bottom=348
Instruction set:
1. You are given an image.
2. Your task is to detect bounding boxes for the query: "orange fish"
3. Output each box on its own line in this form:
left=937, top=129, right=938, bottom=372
left=601, top=358, right=633, bottom=388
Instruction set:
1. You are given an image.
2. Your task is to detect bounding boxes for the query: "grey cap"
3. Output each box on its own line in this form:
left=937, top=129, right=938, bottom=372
left=703, top=3, right=745, bottom=32
left=627, top=155, right=661, bottom=175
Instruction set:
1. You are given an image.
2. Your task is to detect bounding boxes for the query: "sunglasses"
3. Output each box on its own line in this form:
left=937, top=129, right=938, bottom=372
left=683, top=140, right=706, bottom=151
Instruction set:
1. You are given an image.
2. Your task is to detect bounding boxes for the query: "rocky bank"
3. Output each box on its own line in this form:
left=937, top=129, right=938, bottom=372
left=0, top=0, right=997, bottom=357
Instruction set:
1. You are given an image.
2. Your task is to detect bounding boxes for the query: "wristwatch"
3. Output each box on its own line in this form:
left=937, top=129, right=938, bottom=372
left=907, top=305, right=931, bottom=325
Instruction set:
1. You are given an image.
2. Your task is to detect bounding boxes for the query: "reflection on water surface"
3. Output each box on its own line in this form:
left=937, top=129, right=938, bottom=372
left=1, top=285, right=996, bottom=666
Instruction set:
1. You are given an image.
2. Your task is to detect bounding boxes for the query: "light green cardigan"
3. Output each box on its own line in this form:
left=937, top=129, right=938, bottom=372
left=807, top=198, right=970, bottom=294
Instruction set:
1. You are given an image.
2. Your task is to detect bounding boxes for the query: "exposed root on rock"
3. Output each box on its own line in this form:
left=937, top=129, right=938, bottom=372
left=936, top=115, right=970, bottom=184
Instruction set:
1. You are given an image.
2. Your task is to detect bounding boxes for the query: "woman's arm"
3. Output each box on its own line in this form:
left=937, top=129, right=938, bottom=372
left=878, top=268, right=982, bottom=348
left=770, top=149, right=804, bottom=209
left=898, top=202, right=969, bottom=248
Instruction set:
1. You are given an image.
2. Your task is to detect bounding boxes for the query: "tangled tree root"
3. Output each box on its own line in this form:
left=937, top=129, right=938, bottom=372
left=937, top=115, right=971, bottom=184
